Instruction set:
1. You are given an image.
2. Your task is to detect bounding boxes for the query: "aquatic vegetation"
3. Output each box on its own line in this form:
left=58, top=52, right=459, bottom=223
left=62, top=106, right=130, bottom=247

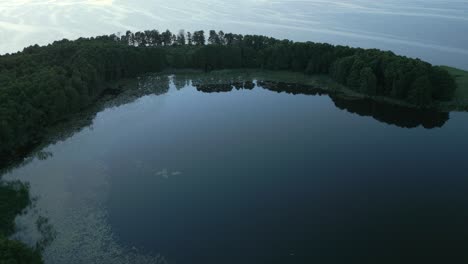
left=0, top=181, right=43, bottom=263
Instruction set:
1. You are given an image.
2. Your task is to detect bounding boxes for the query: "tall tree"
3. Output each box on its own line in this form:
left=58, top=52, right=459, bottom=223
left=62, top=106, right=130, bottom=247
left=224, top=33, right=234, bottom=45
left=218, top=30, right=226, bottom=45
left=187, top=32, right=193, bottom=46
left=208, top=30, right=220, bottom=45
left=171, top=34, right=177, bottom=46
left=161, top=30, right=173, bottom=46
left=192, top=30, right=205, bottom=45
left=125, top=30, right=134, bottom=46
left=134, top=31, right=147, bottom=47
left=144, top=30, right=153, bottom=46
left=153, top=30, right=162, bottom=46
left=176, top=30, right=186, bottom=46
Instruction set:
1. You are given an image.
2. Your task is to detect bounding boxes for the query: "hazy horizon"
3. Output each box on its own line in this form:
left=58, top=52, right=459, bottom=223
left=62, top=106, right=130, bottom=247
left=0, top=0, right=467, bottom=69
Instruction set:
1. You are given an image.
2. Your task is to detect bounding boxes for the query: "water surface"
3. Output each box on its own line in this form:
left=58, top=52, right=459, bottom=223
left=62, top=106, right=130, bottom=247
left=5, top=74, right=468, bottom=263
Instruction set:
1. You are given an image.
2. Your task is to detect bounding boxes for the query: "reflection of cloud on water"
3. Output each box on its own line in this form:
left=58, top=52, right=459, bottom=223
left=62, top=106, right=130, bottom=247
left=6, top=153, right=167, bottom=264
left=36, top=151, right=54, bottom=161
left=155, top=168, right=183, bottom=179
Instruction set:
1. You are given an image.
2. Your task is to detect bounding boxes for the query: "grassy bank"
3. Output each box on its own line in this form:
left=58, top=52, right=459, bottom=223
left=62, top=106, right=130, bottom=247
left=439, top=66, right=468, bottom=111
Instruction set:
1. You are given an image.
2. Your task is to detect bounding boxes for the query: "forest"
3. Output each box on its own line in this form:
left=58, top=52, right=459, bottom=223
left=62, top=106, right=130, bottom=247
left=0, top=29, right=459, bottom=262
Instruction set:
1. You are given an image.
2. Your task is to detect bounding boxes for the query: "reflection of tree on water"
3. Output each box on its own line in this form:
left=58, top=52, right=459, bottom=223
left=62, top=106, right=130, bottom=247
left=198, top=79, right=450, bottom=129
left=135, top=75, right=171, bottom=98
left=1, top=75, right=171, bottom=172
left=172, top=74, right=189, bottom=90
left=194, top=80, right=255, bottom=93
left=196, top=83, right=233, bottom=93
left=330, top=96, right=449, bottom=129
left=257, top=81, right=326, bottom=95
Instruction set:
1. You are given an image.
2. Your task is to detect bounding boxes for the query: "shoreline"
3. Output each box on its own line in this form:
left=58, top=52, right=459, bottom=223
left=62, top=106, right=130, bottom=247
left=2, top=67, right=467, bottom=171
left=173, top=68, right=468, bottom=112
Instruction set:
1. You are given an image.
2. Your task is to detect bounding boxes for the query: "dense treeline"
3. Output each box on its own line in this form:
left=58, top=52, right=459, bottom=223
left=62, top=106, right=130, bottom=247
left=329, top=50, right=456, bottom=105
left=116, top=29, right=455, bottom=105
left=0, top=29, right=457, bottom=164
left=118, top=29, right=455, bottom=102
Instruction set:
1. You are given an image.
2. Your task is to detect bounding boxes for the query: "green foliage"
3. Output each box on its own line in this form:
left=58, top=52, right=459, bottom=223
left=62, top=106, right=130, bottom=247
left=329, top=50, right=455, bottom=104
left=0, top=237, right=43, bottom=264
left=0, top=182, right=43, bottom=264
left=0, top=182, right=30, bottom=237
left=440, top=66, right=468, bottom=102
left=431, top=66, right=456, bottom=100
left=192, top=30, right=205, bottom=46
left=208, top=30, right=221, bottom=45
left=360, top=67, right=377, bottom=95
left=408, top=75, right=433, bottom=106
left=191, top=45, right=242, bottom=70
left=0, top=37, right=167, bottom=163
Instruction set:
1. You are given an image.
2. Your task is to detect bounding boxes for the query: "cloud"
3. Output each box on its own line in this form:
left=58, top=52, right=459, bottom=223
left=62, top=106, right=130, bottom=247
left=88, top=0, right=114, bottom=6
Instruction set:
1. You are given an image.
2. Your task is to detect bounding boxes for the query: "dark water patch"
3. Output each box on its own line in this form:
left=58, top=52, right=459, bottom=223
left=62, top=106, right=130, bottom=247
left=258, top=80, right=328, bottom=96
left=330, top=96, right=449, bottom=129
left=195, top=80, right=255, bottom=93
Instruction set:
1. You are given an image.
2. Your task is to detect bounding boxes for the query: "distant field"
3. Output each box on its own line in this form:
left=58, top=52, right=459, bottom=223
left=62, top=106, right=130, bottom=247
left=442, top=66, right=468, bottom=102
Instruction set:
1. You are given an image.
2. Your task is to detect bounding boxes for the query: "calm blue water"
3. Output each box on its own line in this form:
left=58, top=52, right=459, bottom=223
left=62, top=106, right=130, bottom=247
left=5, top=75, right=468, bottom=263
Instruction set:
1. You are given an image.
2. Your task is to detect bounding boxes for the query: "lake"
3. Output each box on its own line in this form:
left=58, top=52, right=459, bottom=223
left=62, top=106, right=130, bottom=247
left=0, top=0, right=468, bottom=70
left=4, top=73, right=468, bottom=263
left=2, top=0, right=468, bottom=262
